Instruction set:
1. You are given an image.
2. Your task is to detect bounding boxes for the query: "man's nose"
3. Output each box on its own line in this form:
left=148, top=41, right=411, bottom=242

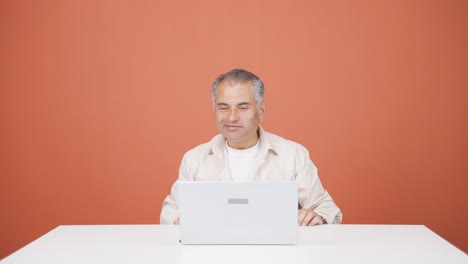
left=228, top=108, right=240, bottom=121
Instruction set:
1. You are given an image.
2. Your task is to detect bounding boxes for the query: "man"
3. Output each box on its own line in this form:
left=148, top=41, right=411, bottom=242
left=160, top=69, right=342, bottom=225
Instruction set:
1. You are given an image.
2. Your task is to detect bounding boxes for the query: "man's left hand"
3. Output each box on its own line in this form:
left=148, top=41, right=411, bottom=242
left=298, top=209, right=324, bottom=226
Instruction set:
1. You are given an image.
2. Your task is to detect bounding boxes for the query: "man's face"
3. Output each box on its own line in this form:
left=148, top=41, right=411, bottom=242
left=214, top=80, right=265, bottom=149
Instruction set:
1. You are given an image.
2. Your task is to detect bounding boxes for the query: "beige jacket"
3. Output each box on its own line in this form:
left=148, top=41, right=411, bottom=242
left=160, top=127, right=343, bottom=224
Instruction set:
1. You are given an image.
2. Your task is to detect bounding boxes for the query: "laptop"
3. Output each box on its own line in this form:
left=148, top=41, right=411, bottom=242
left=177, top=181, right=298, bottom=245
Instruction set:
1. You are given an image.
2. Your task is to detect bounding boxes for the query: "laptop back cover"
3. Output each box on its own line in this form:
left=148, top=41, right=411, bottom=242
left=178, top=181, right=298, bottom=245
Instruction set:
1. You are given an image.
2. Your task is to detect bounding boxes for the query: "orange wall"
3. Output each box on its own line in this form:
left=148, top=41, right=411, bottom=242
left=1, top=0, right=467, bottom=258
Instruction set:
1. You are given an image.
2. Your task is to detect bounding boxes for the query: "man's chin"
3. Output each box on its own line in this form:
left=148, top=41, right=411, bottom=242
left=221, top=131, right=243, bottom=141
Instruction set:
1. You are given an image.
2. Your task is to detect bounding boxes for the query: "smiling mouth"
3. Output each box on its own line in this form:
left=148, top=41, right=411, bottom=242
left=225, top=125, right=242, bottom=129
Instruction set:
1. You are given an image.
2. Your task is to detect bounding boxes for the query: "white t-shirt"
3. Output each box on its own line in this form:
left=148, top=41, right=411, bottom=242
left=226, top=141, right=260, bottom=182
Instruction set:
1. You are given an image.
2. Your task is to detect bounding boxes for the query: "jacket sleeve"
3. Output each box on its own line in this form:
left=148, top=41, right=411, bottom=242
left=295, top=145, right=343, bottom=224
left=160, top=153, right=193, bottom=224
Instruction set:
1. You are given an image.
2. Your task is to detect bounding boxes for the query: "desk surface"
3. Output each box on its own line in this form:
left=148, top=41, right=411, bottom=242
left=1, top=225, right=466, bottom=264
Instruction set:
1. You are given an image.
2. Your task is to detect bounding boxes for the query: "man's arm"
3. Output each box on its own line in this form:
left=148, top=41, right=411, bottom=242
left=160, top=153, right=192, bottom=224
left=295, top=145, right=343, bottom=225
left=160, top=182, right=180, bottom=224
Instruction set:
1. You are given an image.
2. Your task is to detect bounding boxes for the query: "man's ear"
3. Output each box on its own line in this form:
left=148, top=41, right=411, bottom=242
left=259, top=102, right=267, bottom=121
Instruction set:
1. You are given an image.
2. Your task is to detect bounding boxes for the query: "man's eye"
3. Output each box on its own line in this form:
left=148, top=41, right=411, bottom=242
left=239, top=105, right=249, bottom=110
left=217, top=106, right=229, bottom=111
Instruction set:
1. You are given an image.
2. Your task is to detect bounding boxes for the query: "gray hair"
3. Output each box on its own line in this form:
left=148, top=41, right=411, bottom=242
left=212, top=69, right=264, bottom=107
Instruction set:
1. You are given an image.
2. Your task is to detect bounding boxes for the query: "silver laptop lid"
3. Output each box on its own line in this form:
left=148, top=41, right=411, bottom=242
left=178, top=181, right=298, bottom=245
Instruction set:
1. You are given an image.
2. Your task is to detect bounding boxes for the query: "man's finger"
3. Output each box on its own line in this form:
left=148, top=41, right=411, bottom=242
left=309, top=215, right=322, bottom=226
left=298, top=210, right=307, bottom=225
left=302, top=212, right=315, bottom=226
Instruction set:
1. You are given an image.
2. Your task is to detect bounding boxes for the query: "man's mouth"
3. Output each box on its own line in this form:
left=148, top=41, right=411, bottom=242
left=224, top=124, right=242, bottom=129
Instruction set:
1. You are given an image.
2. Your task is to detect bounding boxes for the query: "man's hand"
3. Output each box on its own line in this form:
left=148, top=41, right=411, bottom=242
left=298, top=209, right=324, bottom=226
left=174, top=218, right=180, bottom=225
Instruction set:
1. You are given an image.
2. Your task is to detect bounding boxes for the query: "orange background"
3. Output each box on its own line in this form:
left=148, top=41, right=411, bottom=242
left=1, top=0, right=467, bottom=258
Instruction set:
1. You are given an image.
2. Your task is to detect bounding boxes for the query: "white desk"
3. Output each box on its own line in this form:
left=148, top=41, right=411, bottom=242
left=1, top=225, right=466, bottom=264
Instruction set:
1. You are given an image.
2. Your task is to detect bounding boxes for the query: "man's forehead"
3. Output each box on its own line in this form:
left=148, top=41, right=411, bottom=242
left=216, top=87, right=255, bottom=104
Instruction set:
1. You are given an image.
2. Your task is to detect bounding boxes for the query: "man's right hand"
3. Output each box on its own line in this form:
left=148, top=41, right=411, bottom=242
left=174, top=218, right=180, bottom=225
left=298, top=209, right=324, bottom=226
